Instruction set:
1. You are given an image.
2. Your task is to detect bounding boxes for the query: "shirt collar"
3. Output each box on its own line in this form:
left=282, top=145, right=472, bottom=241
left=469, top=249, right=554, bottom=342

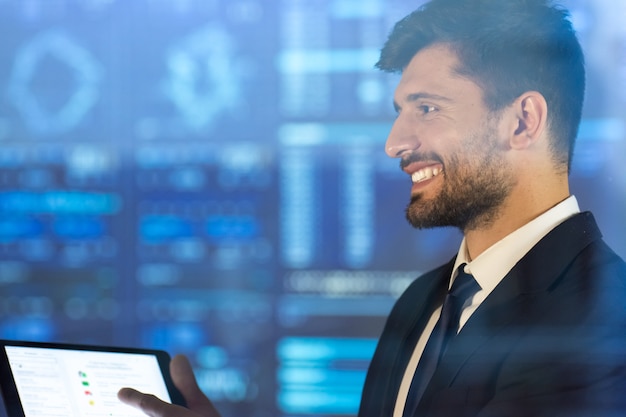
left=451, top=195, right=580, bottom=294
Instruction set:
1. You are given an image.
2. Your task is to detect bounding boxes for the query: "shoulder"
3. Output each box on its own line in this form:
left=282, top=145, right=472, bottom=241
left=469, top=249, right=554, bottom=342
left=556, top=237, right=626, bottom=316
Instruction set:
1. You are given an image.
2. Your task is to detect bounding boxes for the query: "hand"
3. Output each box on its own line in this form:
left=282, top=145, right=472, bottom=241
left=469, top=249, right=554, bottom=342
left=118, top=354, right=221, bottom=417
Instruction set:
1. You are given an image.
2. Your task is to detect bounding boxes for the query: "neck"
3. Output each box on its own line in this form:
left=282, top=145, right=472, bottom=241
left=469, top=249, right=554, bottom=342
left=463, top=178, right=570, bottom=260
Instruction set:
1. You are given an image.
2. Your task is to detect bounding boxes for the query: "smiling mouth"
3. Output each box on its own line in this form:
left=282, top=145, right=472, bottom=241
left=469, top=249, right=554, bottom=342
left=411, top=166, right=442, bottom=183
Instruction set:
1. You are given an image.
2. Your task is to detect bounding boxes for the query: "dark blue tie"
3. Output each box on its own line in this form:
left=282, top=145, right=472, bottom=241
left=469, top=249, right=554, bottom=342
left=402, top=264, right=481, bottom=416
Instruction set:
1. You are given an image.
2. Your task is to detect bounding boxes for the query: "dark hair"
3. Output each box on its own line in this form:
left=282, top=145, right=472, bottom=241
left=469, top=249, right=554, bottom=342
left=377, top=0, right=585, bottom=170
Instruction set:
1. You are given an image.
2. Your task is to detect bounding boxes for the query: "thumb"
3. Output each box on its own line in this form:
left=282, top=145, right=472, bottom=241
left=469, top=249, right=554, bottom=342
left=170, top=354, right=221, bottom=417
left=117, top=388, right=184, bottom=417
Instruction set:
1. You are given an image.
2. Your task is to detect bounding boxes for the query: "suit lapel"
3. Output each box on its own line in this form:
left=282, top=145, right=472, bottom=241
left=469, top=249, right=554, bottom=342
left=424, top=212, right=603, bottom=398
left=362, top=261, right=453, bottom=417
left=389, top=264, right=451, bottom=408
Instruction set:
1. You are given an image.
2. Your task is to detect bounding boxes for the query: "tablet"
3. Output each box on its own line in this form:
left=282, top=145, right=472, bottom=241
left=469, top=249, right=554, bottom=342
left=0, top=339, right=185, bottom=417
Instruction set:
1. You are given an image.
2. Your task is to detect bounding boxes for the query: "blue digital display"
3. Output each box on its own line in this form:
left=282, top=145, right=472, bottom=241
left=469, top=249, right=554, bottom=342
left=0, top=1, right=625, bottom=416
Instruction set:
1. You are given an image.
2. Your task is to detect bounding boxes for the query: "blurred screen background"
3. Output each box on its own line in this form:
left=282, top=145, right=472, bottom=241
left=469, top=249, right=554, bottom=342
left=0, top=0, right=624, bottom=416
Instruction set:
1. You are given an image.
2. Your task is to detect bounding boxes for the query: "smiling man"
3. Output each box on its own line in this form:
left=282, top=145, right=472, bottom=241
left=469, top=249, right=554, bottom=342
left=359, top=0, right=626, bottom=416
left=117, top=0, right=626, bottom=417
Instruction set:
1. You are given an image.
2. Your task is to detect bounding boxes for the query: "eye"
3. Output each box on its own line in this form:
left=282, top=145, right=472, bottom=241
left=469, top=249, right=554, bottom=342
left=418, top=104, right=437, bottom=115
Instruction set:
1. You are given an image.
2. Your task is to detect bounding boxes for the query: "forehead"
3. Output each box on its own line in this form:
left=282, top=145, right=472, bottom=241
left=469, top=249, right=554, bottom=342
left=394, top=44, right=485, bottom=102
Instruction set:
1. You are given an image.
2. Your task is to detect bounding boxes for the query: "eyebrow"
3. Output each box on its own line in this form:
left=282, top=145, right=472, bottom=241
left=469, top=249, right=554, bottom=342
left=393, top=92, right=453, bottom=112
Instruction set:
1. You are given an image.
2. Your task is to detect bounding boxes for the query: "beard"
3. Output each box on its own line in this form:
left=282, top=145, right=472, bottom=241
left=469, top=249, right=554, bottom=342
left=405, top=124, right=515, bottom=232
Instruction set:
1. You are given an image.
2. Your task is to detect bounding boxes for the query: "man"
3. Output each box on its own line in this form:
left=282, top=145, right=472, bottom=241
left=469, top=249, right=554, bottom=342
left=118, top=0, right=626, bottom=416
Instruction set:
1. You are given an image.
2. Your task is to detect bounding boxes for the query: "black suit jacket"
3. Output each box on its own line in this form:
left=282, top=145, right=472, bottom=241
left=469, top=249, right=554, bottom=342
left=359, top=212, right=626, bottom=417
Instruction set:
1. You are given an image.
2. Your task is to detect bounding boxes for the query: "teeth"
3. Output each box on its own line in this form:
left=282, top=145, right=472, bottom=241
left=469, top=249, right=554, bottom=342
left=411, top=167, right=442, bottom=183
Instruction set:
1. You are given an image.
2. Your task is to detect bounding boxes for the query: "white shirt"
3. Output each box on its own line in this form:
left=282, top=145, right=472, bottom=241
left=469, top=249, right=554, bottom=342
left=392, top=196, right=581, bottom=417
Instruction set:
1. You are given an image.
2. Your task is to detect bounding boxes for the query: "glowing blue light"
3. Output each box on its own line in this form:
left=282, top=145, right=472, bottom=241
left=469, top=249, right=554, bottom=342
left=53, top=217, right=105, bottom=239
left=277, top=49, right=380, bottom=74
left=206, top=215, right=259, bottom=240
left=163, top=25, right=241, bottom=130
left=0, top=191, right=121, bottom=214
left=140, top=216, right=194, bottom=242
left=0, top=217, right=43, bottom=241
left=8, top=30, right=102, bottom=135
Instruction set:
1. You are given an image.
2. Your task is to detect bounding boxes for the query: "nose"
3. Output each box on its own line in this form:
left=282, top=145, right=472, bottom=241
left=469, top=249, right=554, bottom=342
left=385, top=115, right=420, bottom=158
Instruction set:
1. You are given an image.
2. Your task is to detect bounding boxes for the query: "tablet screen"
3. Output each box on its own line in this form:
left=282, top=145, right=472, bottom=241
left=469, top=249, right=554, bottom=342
left=4, top=345, right=172, bottom=417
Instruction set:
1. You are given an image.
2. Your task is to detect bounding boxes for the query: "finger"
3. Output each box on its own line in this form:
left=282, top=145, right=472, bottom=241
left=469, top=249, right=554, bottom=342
left=170, top=355, right=221, bottom=417
left=118, top=388, right=179, bottom=417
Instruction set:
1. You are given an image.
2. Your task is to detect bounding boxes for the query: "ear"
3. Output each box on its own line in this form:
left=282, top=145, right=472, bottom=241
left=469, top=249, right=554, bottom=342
left=510, top=91, right=548, bottom=150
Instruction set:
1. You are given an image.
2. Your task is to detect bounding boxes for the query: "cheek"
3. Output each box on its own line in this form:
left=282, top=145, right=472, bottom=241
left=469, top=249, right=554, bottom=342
left=429, top=128, right=466, bottom=159
left=444, top=132, right=490, bottom=170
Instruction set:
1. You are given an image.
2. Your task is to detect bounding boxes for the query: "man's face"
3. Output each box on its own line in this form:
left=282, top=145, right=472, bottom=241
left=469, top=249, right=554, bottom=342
left=386, top=44, right=516, bottom=232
